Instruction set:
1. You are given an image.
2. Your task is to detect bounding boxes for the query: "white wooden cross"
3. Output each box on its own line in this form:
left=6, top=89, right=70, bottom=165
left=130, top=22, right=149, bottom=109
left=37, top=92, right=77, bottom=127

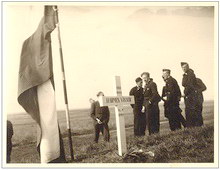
left=99, top=76, right=134, bottom=156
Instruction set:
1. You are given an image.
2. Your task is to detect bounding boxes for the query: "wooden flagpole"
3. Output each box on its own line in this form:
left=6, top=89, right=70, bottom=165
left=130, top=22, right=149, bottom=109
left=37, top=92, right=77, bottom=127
left=53, top=6, right=74, bottom=161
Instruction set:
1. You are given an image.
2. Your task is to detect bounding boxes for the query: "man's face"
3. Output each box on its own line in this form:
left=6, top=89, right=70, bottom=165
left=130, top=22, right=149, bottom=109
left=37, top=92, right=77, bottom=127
left=97, top=92, right=104, bottom=103
left=182, top=64, right=189, bottom=73
left=162, top=72, right=169, bottom=80
left=141, top=74, right=149, bottom=82
left=136, top=80, right=143, bottom=87
left=97, top=92, right=104, bottom=99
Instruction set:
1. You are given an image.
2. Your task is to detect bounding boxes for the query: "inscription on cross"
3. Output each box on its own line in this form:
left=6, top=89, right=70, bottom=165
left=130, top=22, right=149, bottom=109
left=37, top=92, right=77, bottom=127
left=99, top=76, right=134, bottom=156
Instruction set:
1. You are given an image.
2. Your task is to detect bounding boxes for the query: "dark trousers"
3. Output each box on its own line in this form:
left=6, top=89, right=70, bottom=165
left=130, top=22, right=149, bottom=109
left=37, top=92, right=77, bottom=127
left=165, top=106, right=187, bottom=131
left=185, top=107, right=198, bottom=127
left=144, top=102, right=160, bottom=135
left=177, top=113, right=187, bottom=128
left=94, top=123, right=110, bottom=143
left=185, top=95, right=202, bottom=127
left=133, top=107, right=146, bottom=136
left=197, top=93, right=204, bottom=126
left=197, top=104, right=204, bottom=126
left=168, top=117, right=181, bottom=131
left=7, top=142, right=12, bottom=163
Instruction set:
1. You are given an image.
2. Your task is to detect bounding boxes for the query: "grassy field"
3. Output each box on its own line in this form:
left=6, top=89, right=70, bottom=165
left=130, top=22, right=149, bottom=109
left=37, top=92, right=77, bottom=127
left=8, top=100, right=214, bottom=163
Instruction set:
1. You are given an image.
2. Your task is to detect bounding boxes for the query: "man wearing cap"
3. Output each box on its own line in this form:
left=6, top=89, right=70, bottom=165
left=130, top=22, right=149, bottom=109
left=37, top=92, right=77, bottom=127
left=90, top=92, right=110, bottom=143
left=129, top=77, right=145, bottom=136
left=141, top=72, right=161, bottom=135
left=161, top=69, right=187, bottom=131
left=181, top=62, right=199, bottom=127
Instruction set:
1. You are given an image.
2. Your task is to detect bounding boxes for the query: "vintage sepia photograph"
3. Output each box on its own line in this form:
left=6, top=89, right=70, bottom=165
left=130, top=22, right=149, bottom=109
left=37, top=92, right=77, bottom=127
left=2, top=1, right=218, bottom=168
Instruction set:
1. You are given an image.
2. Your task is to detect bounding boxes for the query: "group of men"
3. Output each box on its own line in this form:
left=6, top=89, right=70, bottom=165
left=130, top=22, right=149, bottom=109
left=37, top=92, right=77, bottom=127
left=89, top=62, right=206, bottom=142
left=130, top=62, right=206, bottom=136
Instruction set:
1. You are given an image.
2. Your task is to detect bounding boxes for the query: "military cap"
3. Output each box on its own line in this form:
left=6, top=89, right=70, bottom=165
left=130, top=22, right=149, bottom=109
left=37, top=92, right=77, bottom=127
left=141, top=72, right=150, bottom=77
left=97, top=91, right=104, bottom=97
left=162, top=69, right=171, bottom=74
left=181, top=62, right=188, bottom=67
left=135, top=77, right=142, bottom=83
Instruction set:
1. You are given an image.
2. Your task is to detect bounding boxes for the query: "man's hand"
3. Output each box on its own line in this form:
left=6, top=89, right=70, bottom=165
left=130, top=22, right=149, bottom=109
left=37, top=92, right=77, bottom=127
left=141, top=106, right=145, bottom=113
left=96, top=118, right=102, bottom=124
left=163, top=96, right=167, bottom=101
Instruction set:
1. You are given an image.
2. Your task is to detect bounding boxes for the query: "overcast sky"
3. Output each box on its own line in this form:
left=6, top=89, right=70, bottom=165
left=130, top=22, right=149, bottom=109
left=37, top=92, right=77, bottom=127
left=3, top=4, right=215, bottom=114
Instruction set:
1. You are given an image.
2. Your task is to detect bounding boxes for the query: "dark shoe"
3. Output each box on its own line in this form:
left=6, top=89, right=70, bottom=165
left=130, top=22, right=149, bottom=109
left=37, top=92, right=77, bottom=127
left=140, top=133, right=145, bottom=136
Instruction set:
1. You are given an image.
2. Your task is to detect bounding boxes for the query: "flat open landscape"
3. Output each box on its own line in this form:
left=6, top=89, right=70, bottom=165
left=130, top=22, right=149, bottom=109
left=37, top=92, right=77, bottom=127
left=7, top=100, right=214, bottom=163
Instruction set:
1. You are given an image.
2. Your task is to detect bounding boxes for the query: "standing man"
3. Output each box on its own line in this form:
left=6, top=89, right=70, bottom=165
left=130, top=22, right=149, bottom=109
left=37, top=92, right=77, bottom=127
left=161, top=69, right=187, bottom=131
left=7, top=120, right=13, bottom=163
left=141, top=72, right=161, bottom=135
left=90, top=92, right=110, bottom=143
left=196, top=78, right=207, bottom=126
left=181, top=62, right=199, bottom=127
left=129, top=77, right=145, bottom=136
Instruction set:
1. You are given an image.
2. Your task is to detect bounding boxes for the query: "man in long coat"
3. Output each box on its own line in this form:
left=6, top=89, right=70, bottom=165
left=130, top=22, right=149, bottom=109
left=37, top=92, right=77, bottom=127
left=161, top=69, right=186, bottom=131
left=141, top=72, right=161, bottom=135
left=129, top=77, right=145, bottom=136
left=181, top=62, right=200, bottom=127
left=90, top=92, right=110, bottom=143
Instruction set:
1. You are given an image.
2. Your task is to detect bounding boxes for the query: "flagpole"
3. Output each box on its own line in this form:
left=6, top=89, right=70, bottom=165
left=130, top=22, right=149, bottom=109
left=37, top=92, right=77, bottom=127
left=53, top=6, right=74, bottom=161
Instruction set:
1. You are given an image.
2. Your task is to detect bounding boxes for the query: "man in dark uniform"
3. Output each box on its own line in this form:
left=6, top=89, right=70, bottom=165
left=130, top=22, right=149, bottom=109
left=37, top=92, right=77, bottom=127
left=90, top=91, right=110, bottom=143
left=141, top=72, right=161, bottom=135
left=7, top=120, right=13, bottom=163
left=161, top=69, right=187, bottom=131
left=129, top=77, right=145, bottom=136
left=181, top=62, right=199, bottom=127
left=195, top=78, right=207, bottom=126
